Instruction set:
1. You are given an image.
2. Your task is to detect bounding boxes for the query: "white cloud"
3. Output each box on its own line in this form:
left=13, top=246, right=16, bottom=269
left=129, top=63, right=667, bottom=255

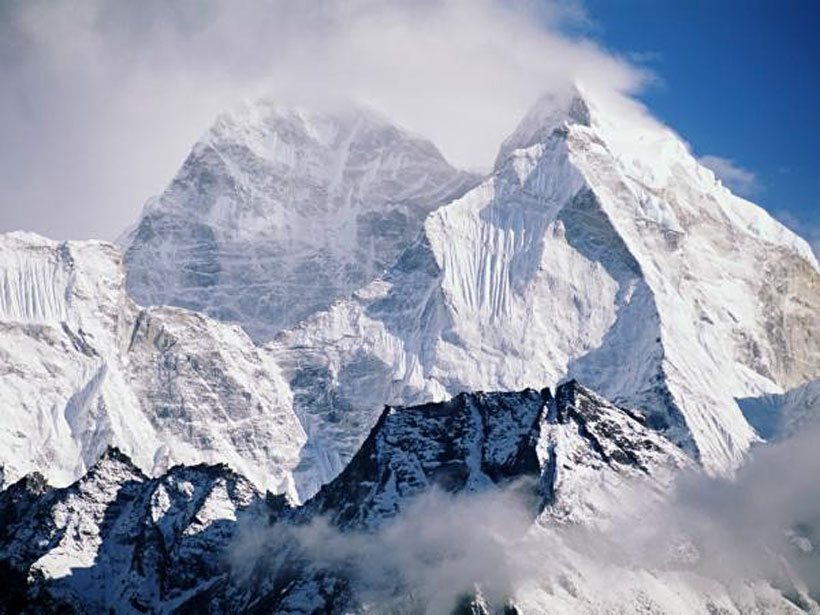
left=698, top=154, right=762, bottom=197
left=0, top=0, right=649, bottom=241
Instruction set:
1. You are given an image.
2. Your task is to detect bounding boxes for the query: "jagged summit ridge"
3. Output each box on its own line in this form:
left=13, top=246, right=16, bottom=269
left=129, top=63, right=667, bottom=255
left=0, top=447, right=265, bottom=614
left=495, top=86, right=591, bottom=166
left=304, top=379, right=690, bottom=531
left=122, top=99, right=479, bottom=342
left=4, top=383, right=809, bottom=614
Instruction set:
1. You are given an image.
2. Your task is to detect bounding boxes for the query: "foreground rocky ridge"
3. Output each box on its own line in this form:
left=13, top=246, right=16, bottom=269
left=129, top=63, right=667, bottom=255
left=1, top=382, right=814, bottom=615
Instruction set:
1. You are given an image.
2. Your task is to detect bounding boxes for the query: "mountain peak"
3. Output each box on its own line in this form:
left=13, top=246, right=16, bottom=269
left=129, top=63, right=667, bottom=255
left=300, top=383, right=688, bottom=531
left=495, top=86, right=591, bottom=165
left=209, top=98, right=444, bottom=164
left=123, top=96, right=479, bottom=342
left=83, top=446, right=147, bottom=485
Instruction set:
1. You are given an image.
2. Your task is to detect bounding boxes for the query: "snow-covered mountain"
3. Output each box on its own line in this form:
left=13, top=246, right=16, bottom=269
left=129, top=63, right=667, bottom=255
left=0, top=232, right=305, bottom=496
left=302, top=380, right=691, bottom=531
left=2, top=75, right=819, bottom=615
left=121, top=101, right=479, bottom=342
left=269, top=86, right=820, bottom=496
left=2, top=89, right=817, bottom=505
left=2, top=383, right=813, bottom=614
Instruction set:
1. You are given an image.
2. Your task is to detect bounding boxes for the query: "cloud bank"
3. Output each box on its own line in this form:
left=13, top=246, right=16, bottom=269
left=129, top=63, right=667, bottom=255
left=0, top=0, right=648, bottom=241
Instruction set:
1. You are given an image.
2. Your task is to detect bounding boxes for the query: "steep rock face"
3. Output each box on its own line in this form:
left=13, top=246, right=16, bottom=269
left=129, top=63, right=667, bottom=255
left=4, top=383, right=810, bottom=615
left=269, top=88, right=820, bottom=493
left=0, top=232, right=305, bottom=495
left=122, top=101, right=479, bottom=342
left=304, top=381, right=690, bottom=531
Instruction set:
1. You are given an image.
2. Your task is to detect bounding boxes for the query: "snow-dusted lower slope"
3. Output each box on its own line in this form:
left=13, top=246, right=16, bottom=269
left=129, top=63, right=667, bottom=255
left=2, top=383, right=813, bottom=615
left=0, top=232, right=305, bottom=495
left=122, top=101, right=478, bottom=342
left=269, top=87, right=820, bottom=495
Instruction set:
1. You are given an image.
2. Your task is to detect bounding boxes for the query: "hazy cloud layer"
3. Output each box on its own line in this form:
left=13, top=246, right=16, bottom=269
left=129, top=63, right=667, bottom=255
left=698, top=154, right=762, bottom=197
left=0, top=0, right=647, bottom=241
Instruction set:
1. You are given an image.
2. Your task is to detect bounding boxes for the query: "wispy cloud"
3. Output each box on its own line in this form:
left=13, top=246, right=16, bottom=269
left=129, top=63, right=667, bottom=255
left=698, top=155, right=762, bottom=197
left=0, top=0, right=649, bottom=241
left=231, top=426, right=820, bottom=612
left=627, top=50, right=664, bottom=64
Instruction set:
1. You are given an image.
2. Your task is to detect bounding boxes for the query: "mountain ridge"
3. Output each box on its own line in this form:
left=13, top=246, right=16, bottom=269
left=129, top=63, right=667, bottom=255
left=1, top=381, right=813, bottom=614
left=1, top=88, right=818, bottom=501
left=121, top=100, right=480, bottom=342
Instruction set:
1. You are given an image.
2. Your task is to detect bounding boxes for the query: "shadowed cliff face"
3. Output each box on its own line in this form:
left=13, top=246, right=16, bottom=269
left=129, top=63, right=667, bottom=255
left=302, top=380, right=689, bottom=533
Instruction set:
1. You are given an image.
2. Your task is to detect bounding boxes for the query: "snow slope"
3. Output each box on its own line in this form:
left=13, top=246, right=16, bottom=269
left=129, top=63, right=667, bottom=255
left=269, top=87, right=820, bottom=496
left=0, top=232, right=305, bottom=496
left=122, top=101, right=479, bottom=342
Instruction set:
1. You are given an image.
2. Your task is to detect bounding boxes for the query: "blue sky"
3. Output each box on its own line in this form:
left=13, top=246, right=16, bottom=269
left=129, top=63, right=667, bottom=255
left=578, top=0, right=819, bottom=252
